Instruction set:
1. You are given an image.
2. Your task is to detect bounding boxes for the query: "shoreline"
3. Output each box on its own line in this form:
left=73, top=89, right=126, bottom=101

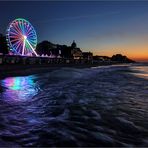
left=0, top=63, right=132, bottom=79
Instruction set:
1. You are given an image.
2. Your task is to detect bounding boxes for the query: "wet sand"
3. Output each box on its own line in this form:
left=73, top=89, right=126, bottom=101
left=0, top=63, right=114, bottom=79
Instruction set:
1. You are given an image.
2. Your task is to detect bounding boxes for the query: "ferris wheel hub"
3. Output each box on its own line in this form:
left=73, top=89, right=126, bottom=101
left=23, top=35, right=27, bottom=40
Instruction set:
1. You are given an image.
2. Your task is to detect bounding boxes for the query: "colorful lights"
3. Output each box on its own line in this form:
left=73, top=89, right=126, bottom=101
left=6, top=18, right=38, bottom=56
left=0, top=76, right=38, bottom=101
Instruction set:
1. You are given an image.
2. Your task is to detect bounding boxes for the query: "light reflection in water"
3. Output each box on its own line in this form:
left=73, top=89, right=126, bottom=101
left=0, top=75, right=39, bottom=102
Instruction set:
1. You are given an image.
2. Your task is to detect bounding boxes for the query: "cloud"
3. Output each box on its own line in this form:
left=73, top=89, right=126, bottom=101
left=34, top=11, right=120, bottom=23
left=88, top=30, right=128, bottom=43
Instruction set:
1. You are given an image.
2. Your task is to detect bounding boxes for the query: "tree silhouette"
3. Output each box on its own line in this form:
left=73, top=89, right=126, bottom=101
left=36, top=41, right=72, bottom=58
left=0, top=33, right=9, bottom=55
left=111, top=54, right=134, bottom=63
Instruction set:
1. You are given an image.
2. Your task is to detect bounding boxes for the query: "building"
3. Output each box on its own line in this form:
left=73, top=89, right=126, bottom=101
left=70, top=40, right=83, bottom=59
left=82, top=52, right=93, bottom=60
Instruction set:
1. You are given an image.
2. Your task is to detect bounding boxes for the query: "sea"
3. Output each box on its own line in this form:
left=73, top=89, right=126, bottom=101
left=0, top=63, right=148, bottom=147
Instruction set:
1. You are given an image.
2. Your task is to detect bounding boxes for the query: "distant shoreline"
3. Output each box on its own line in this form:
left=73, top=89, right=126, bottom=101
left=0, top=63, right=133, bottom=79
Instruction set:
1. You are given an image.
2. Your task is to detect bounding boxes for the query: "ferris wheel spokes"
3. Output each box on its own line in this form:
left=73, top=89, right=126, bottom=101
left=6, top=18, right=38, bottom=56
left=26, top=39, right=38, bottom=56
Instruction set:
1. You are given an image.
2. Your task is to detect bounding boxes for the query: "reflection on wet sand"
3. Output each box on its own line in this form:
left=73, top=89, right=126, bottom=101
left=0, top=76, right=39, bottom=101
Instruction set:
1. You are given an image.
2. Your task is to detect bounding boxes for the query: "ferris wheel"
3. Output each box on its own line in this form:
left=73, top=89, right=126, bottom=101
left=6, top=18, right=38, bottom=56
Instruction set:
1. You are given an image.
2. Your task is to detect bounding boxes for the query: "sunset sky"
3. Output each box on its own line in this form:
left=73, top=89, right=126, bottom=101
left=0, top=1, right=148, bottom=61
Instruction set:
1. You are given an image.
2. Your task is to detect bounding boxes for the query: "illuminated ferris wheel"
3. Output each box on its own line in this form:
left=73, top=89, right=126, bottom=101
left=6, top=18, right=38, bottom=56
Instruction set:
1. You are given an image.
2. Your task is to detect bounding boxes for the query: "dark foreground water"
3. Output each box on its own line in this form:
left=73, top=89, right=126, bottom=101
left=0, top=63, right=148, bottom=147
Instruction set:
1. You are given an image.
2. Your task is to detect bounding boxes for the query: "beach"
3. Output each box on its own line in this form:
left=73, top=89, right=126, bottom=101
left=0, top=62, right=117, bottom=79
left=1, top=63, right=148, bottom=146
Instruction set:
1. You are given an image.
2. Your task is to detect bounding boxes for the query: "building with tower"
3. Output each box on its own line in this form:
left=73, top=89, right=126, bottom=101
left=70, top=40, right=83, bottom=59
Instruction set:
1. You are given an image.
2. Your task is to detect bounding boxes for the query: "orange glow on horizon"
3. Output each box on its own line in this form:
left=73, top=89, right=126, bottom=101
left=93, top=50, right=148, bottom=62
left=91, top=42, right=148, bottom=62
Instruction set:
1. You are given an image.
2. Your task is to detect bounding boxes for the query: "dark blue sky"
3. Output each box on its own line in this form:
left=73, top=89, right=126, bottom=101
left=0, top=1, right=148, bottom=60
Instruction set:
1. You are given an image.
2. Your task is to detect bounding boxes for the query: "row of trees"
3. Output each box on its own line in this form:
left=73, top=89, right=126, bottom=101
left=111, top=54, right=135, bottom=63
left=36, top=41, right=72, bottom=58
left=0, top=33, right=135, bottom=63
left=93, top=54, right=135, bottom=63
